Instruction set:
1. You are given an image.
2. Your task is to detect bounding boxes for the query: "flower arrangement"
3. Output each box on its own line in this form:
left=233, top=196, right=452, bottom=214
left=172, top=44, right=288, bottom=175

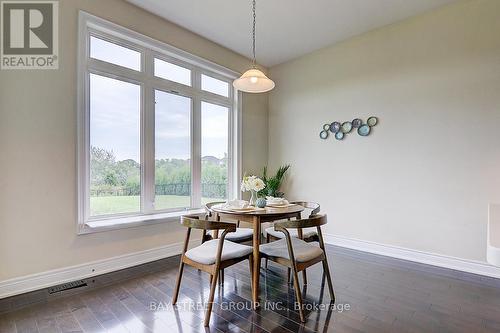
left=241, top=175, right=265, bottom=206
left=241, top=175, right=266, bottom=192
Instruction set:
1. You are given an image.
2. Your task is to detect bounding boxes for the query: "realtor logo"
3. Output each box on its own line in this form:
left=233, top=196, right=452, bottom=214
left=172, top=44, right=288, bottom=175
left=1, top=0, right=58, bottom=69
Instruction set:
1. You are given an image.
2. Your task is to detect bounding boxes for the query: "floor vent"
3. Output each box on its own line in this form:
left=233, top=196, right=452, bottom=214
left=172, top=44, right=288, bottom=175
left=48, top=280, right=88, bottom=294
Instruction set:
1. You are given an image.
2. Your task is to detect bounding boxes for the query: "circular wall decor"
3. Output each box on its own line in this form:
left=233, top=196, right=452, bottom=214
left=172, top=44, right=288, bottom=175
left=367, top=116, right=378, bottom=127
left=329, top=122, right=341, bottom=133
left=358, top=124, right=371, bottom=136
left=341, top=121, right=353, bottom=133
left=352, top=118, right=362, bottom=128
left=320, top=117, right=378, bottom=140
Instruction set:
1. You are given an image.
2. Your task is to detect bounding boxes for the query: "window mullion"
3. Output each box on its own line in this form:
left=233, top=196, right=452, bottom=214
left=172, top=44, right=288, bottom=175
left=227, top=104, right=234, bottom=201
left=191, top=70, right=202, bottom=209
left=142, top=50, right=155, bottom=213
left=232, top=91, right=242, bottom=200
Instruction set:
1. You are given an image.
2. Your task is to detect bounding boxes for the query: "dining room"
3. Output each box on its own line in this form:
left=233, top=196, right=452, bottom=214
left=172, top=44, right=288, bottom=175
left=1, top=0, right=500, bottom=332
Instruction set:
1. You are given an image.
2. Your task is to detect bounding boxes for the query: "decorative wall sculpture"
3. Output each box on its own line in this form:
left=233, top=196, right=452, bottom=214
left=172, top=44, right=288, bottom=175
left=319, top=117, right=378, bottom=140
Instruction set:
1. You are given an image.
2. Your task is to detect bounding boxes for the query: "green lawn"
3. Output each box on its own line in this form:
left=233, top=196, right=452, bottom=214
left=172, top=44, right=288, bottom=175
left=90, top=195, right=224, bottom=216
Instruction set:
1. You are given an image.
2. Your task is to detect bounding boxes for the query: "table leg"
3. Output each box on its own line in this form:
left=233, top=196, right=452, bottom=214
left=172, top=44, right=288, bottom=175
left=252, top=216, right=261, bottom=309
left=212, top=213, right=220, bottom=239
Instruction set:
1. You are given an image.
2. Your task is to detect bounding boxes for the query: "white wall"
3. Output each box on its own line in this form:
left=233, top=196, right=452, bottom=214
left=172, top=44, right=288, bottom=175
left=0, top=0, right=268, bottom=282
left=268, top=0, right=500, bottom=262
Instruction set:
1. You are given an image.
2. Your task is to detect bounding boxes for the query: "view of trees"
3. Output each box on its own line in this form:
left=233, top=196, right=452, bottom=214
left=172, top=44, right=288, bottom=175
left=90, top=146, right=227, bottom=198
left=90, top=147, right=140, bottom=196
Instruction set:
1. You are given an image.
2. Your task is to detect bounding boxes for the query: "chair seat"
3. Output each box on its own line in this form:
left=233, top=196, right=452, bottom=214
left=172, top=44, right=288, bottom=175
left=185, top=239, right=253, bottom=265
left=265, top=226, right=317, bottom=239
left=259, top=238, right=324, bottom=262
left=225, top=228, right=254, bottom=241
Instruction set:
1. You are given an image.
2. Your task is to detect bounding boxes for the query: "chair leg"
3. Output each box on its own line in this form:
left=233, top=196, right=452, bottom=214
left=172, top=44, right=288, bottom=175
left=204, top=270, right=219, bottom=327
left=322, top=258, right=335, bottom=302
left=265, top=234, right=270, bottom=269
left=302, top=269, right=307, bottom=285
left=220, top=269, right=224, bottom=285
left=287, top=267, right=291, bottom=283
left=248, top=255, right=253, bottom=289
left=172, top=261, right=184, bottom=304
left=291, top=264, right=305, bottom=322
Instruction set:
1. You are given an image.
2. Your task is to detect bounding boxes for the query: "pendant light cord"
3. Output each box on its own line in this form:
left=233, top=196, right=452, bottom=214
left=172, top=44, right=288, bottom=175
left=252, top=0, right=256, bottom=68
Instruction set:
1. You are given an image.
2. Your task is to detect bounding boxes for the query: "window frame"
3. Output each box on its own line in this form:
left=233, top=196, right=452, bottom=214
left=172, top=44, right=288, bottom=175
left=77, top=11, right=241, bottom=234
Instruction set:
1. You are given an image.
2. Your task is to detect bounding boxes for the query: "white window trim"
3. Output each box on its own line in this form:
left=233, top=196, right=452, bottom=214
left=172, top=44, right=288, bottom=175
left=77, top=11, right=242, bottom=234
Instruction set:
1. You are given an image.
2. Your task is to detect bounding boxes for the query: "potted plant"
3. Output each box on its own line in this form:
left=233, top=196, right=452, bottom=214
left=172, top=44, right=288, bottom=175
left=258, top=165, right=290, bottom=198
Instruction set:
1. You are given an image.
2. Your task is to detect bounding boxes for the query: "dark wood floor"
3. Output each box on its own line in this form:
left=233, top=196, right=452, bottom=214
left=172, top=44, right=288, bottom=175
left=1, top=245, right=500, bottom=333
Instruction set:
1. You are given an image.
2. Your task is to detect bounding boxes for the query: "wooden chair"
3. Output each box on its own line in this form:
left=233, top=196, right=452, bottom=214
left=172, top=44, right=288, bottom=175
left=173, top=215, right=254, bottom=327
left=264, top=201, right=320, bottom=283
left=203, top=201, right=254, bottom=284
left=259, top=214, right=335, bottom=322
left=265, top=201, right=320, bottom=242
left=203, top=201, right=254, bottom=243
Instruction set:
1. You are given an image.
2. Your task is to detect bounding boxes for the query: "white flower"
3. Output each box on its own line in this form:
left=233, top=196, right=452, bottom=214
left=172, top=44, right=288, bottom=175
left=253, top=178, right=265, bottom=191
left=241, top=175, right=266, bottom=192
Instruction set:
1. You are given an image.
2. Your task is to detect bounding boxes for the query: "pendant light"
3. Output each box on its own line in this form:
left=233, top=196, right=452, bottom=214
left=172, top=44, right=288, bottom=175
left=233, top=0, right=275, bottom=93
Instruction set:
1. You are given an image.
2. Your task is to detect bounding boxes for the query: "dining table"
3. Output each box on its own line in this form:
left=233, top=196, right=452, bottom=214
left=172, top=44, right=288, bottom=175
left=211, top=203, right=305, bottom=308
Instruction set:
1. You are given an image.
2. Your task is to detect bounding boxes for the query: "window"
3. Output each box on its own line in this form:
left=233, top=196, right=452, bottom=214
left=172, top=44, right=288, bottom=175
left=201, top=102, right=229, bottom=205
left=201, top=74, right=229, bottom=97
left=154, top=58, right=191, bottom=86
left=78, top=12, right=240, bottom=232
left=89, top=74, right=141, bottom=216
left=90, top=36, right=141, bottom=71
left=154, top=90, right=191, bottom=210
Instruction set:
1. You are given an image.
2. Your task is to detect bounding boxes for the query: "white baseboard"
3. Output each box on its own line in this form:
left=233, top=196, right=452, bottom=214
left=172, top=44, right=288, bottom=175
left=0, top=242, right=183, bottom=299
left=324, top=234, right=500, bottom=279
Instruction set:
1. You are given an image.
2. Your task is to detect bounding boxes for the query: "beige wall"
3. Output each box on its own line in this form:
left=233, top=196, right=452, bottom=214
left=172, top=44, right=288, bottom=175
left=0, top=0, right=268, bottom=280
left=268, top=0, right=500, bottom=262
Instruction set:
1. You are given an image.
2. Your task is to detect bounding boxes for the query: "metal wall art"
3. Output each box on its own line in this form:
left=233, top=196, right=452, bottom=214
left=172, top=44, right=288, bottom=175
left=319, top=117, right=378, bottom=140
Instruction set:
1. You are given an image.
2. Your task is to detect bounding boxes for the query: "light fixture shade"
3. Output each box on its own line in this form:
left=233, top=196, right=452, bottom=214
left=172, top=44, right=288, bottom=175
left=233, top=68, right=275, bottom=93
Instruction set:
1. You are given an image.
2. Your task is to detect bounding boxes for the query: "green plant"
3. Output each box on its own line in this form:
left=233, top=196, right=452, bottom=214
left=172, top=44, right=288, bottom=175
left=257, top=164, right=290, bottom=198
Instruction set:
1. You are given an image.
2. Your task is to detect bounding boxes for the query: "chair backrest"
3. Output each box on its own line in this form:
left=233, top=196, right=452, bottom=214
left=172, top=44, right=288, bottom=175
left=181, top=215, right=235, bottom=232
left=291, top=201, right=320, bottom=217
left=274, top=214, right=327, bottom=230
left=204, top=201, right=226, bottom=218
left=179, top=215, right=237, bottom=257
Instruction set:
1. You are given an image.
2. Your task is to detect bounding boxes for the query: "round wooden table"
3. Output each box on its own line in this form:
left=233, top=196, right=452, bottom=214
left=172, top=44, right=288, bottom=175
left=212, top=204, right=305, bottom=308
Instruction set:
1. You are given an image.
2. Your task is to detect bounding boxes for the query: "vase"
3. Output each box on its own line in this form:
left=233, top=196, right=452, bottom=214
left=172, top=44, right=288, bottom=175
left=256, top=197, right=267, bottom=208
left=249, top=190, right=256, bottom=206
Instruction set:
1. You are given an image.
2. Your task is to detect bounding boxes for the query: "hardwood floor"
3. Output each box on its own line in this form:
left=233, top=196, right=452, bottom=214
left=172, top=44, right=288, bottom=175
left=1, top=245, right=500, bottom=332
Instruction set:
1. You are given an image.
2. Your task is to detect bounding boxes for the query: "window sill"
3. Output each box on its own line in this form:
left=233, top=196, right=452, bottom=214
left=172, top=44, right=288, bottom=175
left=78, top=208, right=205, bottom=234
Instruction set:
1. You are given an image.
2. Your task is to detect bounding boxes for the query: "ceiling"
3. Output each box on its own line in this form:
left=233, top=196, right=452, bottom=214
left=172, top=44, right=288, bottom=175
left=126, top=0, right=457, bottom=67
